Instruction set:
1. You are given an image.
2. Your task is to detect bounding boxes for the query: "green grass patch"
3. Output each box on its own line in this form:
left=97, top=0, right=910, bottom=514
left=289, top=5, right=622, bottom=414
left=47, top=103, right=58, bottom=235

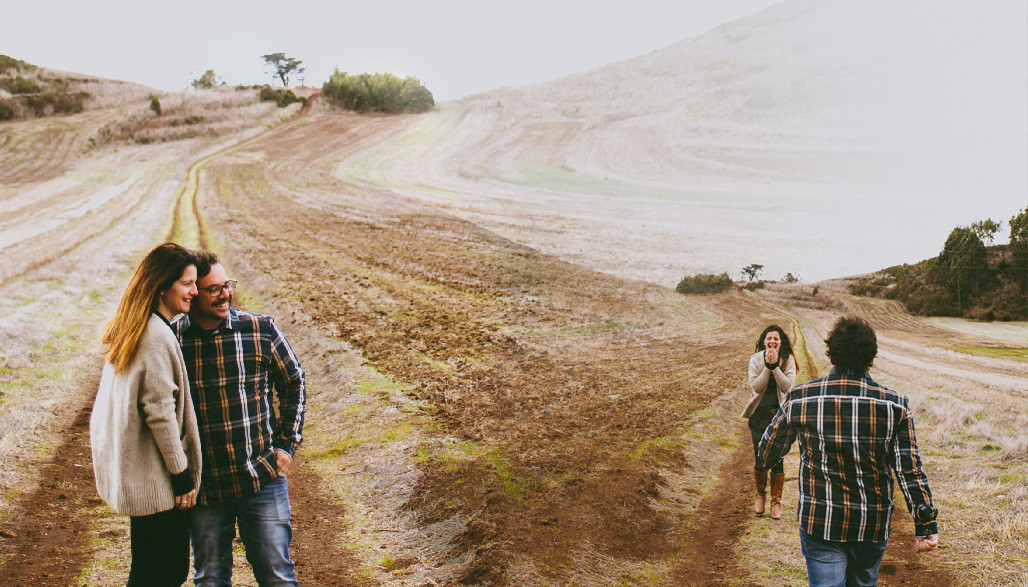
left=995, top=473, right=1027, bottom=484
left=486, top=450, right=534, bottom=503
left=947, top=346, right=1028, bottom=362
left=354, top=376, right=407, bottom=397
left=630, top=437, right=685, bottom=462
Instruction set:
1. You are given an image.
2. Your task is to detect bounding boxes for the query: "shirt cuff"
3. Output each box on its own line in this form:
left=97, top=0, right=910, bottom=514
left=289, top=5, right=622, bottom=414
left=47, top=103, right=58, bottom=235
left=170, top=469, right=194, bottom=496
left=915, top=521, right=938, bottom=538
left=274, top=440, right=298, bottom=457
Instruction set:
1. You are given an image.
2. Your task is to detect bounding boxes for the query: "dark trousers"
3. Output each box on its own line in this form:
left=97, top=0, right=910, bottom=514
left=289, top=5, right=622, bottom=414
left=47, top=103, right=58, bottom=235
left=128, top=508, right=191, bottom=587
left=749, top=415, right=784, bottom=474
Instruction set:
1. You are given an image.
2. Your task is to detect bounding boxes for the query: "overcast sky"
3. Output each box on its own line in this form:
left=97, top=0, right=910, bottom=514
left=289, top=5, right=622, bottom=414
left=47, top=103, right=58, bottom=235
left=3, top=0, right=782, bottom=100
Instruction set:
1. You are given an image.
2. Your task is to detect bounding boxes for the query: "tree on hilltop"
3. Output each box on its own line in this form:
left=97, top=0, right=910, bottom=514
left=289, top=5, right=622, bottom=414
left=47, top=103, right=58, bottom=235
left=742, top=264, right=764, bottom=281
left=1009, top=207, right=1028, bottom=285
left=191, top=69, right=223, bottom=89
left=937, top=227, right=987, bottom=309
left=262, top=53, right=304, bottom=86
left=970, top=218, right=1002, bottom=245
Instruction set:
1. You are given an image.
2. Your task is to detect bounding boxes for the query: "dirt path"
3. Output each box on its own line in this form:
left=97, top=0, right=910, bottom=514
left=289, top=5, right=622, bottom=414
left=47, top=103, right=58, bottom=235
left=0, top=104, right=978, bottom=585
left=0, top=370, right=102, bottom=585
left=191, top=110, right=959, bottom=585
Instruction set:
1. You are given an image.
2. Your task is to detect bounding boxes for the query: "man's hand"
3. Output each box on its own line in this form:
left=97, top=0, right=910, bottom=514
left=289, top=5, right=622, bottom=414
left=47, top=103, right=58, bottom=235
left=274, top=449, right=293, bottom=478
left=915, top=534, right=939, bottom=553
left=175, top=488, right=198, bottom=510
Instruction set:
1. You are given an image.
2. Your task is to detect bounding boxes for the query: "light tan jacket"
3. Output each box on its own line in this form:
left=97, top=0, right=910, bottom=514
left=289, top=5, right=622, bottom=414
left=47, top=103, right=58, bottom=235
left=90, top=314, right=201, bottom=516
left=741, top=350, right=797, bottom=419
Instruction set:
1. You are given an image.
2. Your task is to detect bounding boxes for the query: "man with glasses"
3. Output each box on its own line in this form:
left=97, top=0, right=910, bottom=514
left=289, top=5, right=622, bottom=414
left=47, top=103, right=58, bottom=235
left=174, top=250, right=306, bottom=586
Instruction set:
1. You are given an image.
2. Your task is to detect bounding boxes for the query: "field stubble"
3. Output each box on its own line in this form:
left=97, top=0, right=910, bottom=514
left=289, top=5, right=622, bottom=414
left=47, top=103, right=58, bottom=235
left=2, top=102, right=1024, bottom=585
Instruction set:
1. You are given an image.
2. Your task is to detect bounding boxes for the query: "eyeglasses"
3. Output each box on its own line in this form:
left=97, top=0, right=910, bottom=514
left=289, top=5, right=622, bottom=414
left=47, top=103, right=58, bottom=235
left=198, top=279, right=237, bottom=296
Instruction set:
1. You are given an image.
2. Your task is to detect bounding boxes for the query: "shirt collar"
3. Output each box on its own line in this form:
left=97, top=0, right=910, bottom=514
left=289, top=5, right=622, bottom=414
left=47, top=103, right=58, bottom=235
left=184, top=307, right=238, bottom=335
left=829, top=367, right=872, bottom=379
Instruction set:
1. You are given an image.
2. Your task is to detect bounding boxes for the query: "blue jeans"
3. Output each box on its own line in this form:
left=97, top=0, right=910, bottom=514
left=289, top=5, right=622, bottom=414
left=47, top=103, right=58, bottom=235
left=191, top=476, right=297, bottom=586
left=799, top=530, right=888, bottom=587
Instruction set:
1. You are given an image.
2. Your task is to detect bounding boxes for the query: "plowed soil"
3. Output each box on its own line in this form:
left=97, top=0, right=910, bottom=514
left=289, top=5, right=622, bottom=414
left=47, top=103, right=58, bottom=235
left=3, top=104, right=1020, bottom=585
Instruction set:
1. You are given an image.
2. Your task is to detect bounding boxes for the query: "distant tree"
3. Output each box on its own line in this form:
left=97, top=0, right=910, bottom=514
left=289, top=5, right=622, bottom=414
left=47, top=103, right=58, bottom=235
left=1010, top=207, right=1028, bottom=288
left=937, top=226, right=988, bottom=309
left=1010, top=208, right=1028, bottom=244
left=970, top=218, right=1002, bottom=245
left=261, top=53, right=304, bottom=86
left=742, top=264, right=764, bottom=281
left=149, top=96, right=161, bottom=115
left=783, top=272, right=800, bottom=283
left=191, top=69, right=222, bottom=89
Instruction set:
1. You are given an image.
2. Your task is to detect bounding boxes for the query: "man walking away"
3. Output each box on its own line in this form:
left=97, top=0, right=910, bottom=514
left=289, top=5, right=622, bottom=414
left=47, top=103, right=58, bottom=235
left=758, top=316, right=938, bottom=587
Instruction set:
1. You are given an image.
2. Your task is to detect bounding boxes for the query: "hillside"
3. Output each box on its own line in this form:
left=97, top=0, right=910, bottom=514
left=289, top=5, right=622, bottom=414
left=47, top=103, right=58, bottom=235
left=335, top=0, right=1027, bottom=284
left=0, top=55, right=157, bottom=120
left=1, top=4, right=1026, bottom=585
left=847, top=243, right=1027, bottom=321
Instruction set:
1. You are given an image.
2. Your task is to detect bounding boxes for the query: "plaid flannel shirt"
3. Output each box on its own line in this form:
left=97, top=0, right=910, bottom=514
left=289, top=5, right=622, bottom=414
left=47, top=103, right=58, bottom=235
left=174, top=308, right=306, bottom=503
left=757, top=368, right=937, bottom=542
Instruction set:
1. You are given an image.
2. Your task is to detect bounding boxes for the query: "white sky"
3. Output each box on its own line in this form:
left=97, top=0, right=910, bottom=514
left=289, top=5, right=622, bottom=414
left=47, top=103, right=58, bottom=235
left=2, top=0, right=781, bottom=100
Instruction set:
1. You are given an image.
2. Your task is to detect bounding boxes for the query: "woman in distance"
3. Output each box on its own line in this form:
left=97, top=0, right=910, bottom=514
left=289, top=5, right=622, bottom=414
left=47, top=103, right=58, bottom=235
left=90, top=243, right=202, bottom=587
left=741, top=324, right=796, bottom=519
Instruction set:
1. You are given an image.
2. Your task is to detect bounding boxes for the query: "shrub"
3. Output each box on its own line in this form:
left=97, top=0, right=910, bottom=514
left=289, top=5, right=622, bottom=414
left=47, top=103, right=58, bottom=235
left=258, top=85, right=304, bottom=108
left=742, top=281, right=766, bottom=292
left=0, top=54, right=35, bottom=75
left=1, top=76, right=41, bottom=94
left=322, top=70, right=434, bottom=114
left=150, top=96, right=161, bottom=115
left=675, top=272, right=733, bottom=294
left=0, top=99, right=13, bottom=121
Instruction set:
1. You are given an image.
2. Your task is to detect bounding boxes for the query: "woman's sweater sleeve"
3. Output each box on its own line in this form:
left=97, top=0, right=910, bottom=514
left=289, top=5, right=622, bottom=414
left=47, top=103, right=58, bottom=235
left=138, top=324, right=190, bottom=477
left=748, top=353, right=771, bottom=393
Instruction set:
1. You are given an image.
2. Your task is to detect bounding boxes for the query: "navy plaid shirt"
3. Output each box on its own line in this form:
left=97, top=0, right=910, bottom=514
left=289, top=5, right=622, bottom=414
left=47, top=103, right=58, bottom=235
left=758, top=368, right=938, bottom=542
left=174, top=308, right=306, bottom=503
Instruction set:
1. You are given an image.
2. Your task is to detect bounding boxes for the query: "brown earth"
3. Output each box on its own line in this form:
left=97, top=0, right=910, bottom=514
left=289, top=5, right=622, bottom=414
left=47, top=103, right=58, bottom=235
left=0, top=104, right=1003, bottom=585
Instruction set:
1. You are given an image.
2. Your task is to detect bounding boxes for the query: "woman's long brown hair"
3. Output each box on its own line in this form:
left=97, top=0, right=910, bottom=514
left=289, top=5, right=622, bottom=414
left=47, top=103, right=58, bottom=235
left=101, top=243, right=196, bottom=372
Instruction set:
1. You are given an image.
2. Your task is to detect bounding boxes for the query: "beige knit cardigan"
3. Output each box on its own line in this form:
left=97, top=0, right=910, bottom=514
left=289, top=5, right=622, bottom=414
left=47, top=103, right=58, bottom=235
left=740, top=350, right=797, bottom=419
left=90, top=314, right=201, bottom=516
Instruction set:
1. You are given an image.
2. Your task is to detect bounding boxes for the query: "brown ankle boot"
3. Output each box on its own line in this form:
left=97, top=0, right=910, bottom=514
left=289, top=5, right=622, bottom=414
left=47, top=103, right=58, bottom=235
left=770, top=472, right=785, bottom=520
left=753, top=470, right=768, bottom=515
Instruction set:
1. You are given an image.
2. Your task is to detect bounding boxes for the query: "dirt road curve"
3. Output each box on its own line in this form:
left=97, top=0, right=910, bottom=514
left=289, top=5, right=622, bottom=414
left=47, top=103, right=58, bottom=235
left=2, top=105, right=1004, bottom=585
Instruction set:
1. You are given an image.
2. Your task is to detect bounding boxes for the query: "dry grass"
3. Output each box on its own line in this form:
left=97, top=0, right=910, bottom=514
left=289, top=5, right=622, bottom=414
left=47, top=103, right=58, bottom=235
left=221, top=246, right=468, bottom=586
left=86, top=87, right=302, bottom=149
left=875, top=341, right=1028, bottom=585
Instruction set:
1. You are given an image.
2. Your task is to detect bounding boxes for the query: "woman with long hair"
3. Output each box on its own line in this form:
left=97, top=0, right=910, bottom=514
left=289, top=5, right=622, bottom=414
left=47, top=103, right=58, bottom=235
left=741, top=324, right=796, bottom=519
left=90, top=243, right=202, bottom=586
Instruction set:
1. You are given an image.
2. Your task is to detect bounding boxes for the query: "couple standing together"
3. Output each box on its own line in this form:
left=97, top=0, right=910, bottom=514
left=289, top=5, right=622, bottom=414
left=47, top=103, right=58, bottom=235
left=744, top=319, right=940, bottom=587
left=90, top=243, right=306, bottom=586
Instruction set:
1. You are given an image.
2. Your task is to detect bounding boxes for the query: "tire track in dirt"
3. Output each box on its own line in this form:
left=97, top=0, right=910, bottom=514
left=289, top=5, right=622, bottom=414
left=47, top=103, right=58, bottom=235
left=190, top=110, right=796, bottom=583
left=166, top=91, right=319, bottom=249
left=735, top=291, right=956, bottom=587
left=165, top=91, right=383, bottom=584
left=0, top=368, right=103, bottom=585
left=0, top=96, right=328, bottom=586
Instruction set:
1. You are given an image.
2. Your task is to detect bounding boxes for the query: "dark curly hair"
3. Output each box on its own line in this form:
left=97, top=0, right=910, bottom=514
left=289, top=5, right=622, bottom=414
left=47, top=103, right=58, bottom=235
left=755, top=324, right=793, bottom=367
left=825, top=316, right=877, bottom=373
left=194, top=249, right=220, bottom=279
